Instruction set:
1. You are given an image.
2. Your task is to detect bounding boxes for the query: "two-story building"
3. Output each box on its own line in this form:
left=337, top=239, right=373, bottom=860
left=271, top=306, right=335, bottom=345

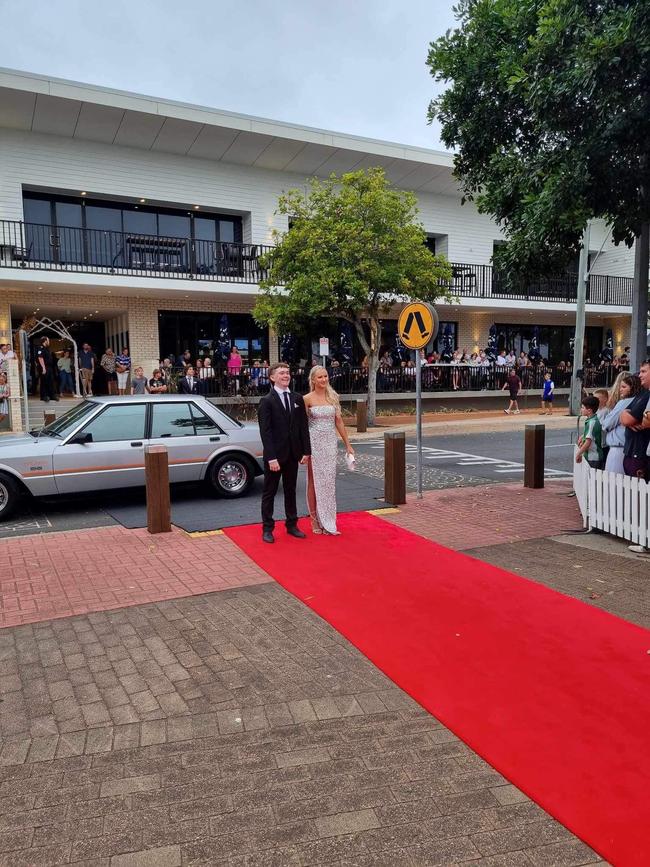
left=0, top=67, right=636, bottom=430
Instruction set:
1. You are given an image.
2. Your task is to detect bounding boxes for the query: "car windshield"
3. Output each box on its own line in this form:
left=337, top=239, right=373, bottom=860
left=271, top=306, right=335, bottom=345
left=38, top=400, right=99, bottom=438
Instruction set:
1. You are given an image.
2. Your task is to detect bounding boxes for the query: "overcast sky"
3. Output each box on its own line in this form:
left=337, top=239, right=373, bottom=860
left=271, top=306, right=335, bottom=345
left=0, top=0, right=458, bottom=151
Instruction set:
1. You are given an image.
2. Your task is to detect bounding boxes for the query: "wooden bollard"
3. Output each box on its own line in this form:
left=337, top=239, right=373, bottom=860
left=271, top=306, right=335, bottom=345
left=145, top=445, right=171, bottom=534
left=524, top=423, right=545, bottom=489
left=44, top=411, right=56, bottom=426
left=356, top=400, right=368, bottom=433
left=384, top=431, right=406, bottom=505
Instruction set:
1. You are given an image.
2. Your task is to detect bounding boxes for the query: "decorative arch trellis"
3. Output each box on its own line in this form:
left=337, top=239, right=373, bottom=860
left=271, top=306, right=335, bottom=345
left=18, top=316, right=82, bottom=401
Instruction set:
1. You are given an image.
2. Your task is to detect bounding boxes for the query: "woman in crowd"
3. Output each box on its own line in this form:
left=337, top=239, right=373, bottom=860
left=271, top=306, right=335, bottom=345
left=57, top=350, right=75, bottom=396
left=115, top=347, right=131, bottom=395
left=227, top=346, right=242, bottom=392
left=100, top=347, right=117, bottom=395
left=304, top=365, right=355, bottom=535
left=601, top=373, right=642, bottom=474
left=0, top=372, right=10, bottom=426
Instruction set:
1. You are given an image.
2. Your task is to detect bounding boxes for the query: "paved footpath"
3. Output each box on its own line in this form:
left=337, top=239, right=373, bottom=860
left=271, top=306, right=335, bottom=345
left=0, top=483, right=629, bottom=865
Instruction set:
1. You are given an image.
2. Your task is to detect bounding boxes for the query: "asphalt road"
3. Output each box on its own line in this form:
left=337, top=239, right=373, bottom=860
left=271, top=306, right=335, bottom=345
left=352, top=424, right=579, bottom=483
left=0, top=427, right=577, bottom=538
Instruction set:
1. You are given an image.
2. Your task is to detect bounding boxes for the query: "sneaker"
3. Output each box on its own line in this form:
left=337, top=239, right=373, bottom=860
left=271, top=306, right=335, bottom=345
left=504, top=409, right=510, bottom=414
left=628, top=544, right=648, bottom=554
left=514, top=409, right=521, bottom=414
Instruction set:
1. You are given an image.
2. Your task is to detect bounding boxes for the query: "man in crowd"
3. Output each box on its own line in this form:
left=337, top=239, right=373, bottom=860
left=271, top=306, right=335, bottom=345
left=79, top=342, right=96, bottom=397
left=620, top=359, right=650, bottom=554
left=178, top=365, right=198, bottom=394
left=36, top=336, right=58, bottom=403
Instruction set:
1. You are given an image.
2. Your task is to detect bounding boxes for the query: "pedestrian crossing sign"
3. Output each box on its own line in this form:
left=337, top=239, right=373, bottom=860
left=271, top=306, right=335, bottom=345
left=398, top=302, right=439, bottom=350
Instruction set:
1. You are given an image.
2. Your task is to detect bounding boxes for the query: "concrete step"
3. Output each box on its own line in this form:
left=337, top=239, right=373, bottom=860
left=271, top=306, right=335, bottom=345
left=28, top=398, right=82, bottom=429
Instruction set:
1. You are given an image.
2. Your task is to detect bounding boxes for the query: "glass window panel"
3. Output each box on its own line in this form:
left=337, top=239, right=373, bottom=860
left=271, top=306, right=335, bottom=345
left=80, top=404, right=146, bottom=443
left=123, top=210, right=157, bottom=236
left=194, top=218, right=216, bottom=242
left=190, top=403, right=223, bottom=435
left=151, top=403, right=195, bottom=438
left=219, top=220, right=235, bottom=242
left=158, top=214, right=190, bottom=239
left=24, top=200, right=53, bottom=262
left=85, top=206, right=123, bottom=267
left=55, top=203, right=83, bottom=263
left=23, top=198, right=51, bottom=225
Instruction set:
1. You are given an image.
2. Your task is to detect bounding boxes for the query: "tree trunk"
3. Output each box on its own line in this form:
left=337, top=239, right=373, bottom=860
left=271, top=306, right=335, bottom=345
left=630, top=221, right=649, bottom=372
left=367, top=351, right=379, bottom=426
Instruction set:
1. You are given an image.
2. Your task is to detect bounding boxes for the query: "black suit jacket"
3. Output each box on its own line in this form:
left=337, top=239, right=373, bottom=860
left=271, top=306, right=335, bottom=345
left=178, top=376, right=198, bottom=394
left=258, top=389, right=311, bottom=465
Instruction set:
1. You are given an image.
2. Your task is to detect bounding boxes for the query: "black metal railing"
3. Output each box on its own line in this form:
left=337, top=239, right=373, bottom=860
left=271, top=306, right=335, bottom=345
left=152, top=362, right=621, bottom=399
left=0, top=220, right=273, bottom=283
left=448, top=262, right=633, bottom=306
left=0, top=220, right=634, bottom=305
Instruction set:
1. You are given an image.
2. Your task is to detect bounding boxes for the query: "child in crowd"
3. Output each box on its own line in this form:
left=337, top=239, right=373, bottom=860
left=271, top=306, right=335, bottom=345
left=130, top=367, right=149, bottom=395
left=593, top=388, right=610, bottom=464
left=576, top=395, right=604, bottom=469
left=0, top=372, right=10, bottom=425
left=541, top=372, right=554, bottom=415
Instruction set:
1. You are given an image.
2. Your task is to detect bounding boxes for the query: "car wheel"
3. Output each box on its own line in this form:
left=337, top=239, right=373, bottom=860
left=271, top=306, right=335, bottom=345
left=0, top=473, right=20, bottom=522
left=209, top=455, right=255, bottom=498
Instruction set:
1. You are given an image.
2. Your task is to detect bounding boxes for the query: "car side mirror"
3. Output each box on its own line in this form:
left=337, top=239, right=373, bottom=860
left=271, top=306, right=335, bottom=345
left=69, top=431, right=93, bottom=445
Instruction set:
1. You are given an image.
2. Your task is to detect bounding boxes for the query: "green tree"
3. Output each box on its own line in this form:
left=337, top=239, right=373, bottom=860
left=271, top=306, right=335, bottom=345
left=254, top=168, right=451, bottom=424
left=427, top=0, right=650, bottom=366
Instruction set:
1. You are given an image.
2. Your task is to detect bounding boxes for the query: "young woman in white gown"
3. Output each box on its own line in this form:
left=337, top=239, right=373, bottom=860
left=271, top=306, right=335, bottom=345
left=304, top=365, right=355, bottom=535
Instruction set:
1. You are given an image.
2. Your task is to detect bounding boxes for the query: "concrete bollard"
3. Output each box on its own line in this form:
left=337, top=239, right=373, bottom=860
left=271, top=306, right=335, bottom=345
left=145, top=445, right=172, bottom=534
left=356, top=400, right=368, bottom=433
left=384, top=431, right=406, bottom=505
left=524, top=423, right=545, bottom=489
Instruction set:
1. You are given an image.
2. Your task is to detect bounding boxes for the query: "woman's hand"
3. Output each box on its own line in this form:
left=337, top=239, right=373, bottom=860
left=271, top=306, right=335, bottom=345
left=346, top=446, right=355, bottom=456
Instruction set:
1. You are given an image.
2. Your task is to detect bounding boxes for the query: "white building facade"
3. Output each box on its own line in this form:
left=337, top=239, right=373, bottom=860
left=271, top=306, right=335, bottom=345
left=0, top=68, right=636, bottom=430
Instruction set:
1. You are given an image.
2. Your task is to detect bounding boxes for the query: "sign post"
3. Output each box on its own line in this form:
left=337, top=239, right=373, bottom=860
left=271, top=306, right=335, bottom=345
left=397, top=302, right=439, bottom=499
left=319, top=337, right=329, bottom=367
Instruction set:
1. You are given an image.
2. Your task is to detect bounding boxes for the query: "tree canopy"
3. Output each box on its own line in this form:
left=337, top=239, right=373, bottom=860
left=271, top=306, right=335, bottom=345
left=254, top=167, right=451, bottom=423
left=426, top=0, right=650, bottom=277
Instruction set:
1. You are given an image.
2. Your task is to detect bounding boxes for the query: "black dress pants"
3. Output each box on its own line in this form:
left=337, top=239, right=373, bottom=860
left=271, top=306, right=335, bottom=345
left=261, top=459, right=299, bottom=532
left=39, top=369, right=56, bottom=401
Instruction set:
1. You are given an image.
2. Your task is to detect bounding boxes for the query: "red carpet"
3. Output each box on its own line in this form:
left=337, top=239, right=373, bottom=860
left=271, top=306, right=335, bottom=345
left=226, top=512, right=650, bottom=865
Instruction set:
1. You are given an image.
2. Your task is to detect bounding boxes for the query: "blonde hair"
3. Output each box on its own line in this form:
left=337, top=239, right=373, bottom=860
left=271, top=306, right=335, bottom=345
left=309, top=365, right=341, bottom=412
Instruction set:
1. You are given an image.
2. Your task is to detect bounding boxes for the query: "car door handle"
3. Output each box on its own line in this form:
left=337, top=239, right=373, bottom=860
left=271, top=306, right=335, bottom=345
left=210, top=437, right=221, bottom=442
left=130, top=441, right=143, bottom=447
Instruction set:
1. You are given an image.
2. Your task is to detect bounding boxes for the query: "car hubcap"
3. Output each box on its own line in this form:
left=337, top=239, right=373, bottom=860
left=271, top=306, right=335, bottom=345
left=217, top=461, right=247, bottom=493
left=0, top=482, right=8, bottom=513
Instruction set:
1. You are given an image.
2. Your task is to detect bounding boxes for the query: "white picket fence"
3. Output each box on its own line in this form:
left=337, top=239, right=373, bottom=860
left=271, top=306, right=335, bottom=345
left=573, top=456, right=650, bottom=547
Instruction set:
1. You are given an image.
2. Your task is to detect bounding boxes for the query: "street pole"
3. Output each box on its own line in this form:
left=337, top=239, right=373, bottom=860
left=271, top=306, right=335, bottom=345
left=570, top=224, right=591, bottom=416
left=630, top=221, right=649, bottom=372
left=416, top=353, right=423, bottom=498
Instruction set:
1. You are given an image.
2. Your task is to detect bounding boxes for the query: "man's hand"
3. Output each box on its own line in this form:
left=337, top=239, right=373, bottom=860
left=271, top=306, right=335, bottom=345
left=268, top=460, right=280, bottom=472
left=299, top=455, right=309, bottom=465
left=575, top=453, right=583, bottom=464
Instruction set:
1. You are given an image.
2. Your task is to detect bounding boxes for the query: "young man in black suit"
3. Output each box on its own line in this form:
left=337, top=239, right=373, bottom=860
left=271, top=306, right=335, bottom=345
left=258, top=362, right=311, bottom=543
left=178, top=366, right=199, bottom=394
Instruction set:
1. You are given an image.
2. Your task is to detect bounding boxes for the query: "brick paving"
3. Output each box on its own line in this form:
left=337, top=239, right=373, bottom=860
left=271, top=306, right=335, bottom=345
left=0, top=526, right=271, bottom=629
left=0, top=584, right=605, bottom=866
left=0, top=482, right=617, bottom=865
left=380, top=481, right=582, bottom=551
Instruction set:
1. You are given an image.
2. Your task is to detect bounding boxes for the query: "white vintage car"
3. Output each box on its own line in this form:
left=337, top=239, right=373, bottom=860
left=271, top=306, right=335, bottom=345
left=0, top=395, right=264, bottom=520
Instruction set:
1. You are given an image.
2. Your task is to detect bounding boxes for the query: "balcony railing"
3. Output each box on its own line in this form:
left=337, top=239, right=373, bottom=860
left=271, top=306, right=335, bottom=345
left=0, top=220, right=634, bottom=306
left=162, top=362, right=621, bottom=399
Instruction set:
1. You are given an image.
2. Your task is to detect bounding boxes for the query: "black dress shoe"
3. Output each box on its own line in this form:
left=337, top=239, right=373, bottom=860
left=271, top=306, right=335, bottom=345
left=262, top=530, right=274, bottom=544
left=286, top=526, right=306, bottom=539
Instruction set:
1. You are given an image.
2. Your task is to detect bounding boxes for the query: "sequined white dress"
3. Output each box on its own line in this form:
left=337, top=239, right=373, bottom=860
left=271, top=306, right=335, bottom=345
left=307, top=404, right=339, bottom=534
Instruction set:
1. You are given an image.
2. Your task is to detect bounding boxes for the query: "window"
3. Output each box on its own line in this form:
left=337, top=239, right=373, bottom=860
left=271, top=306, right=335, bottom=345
left=79, top=404, right=146, bottom=443
left=190, top=403, right=223, bottom=435
left=151, top=403, right=195, bottom=438
left=424, top=236, right=436, bottom=255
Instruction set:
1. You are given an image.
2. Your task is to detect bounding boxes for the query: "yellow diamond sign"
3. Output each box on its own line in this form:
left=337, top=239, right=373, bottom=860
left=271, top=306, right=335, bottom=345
left=398, top=302, right=439, bottom=350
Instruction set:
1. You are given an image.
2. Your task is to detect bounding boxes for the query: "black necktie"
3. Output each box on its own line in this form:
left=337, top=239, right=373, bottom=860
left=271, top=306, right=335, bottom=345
left=283, top=392, right=291, bottom=414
